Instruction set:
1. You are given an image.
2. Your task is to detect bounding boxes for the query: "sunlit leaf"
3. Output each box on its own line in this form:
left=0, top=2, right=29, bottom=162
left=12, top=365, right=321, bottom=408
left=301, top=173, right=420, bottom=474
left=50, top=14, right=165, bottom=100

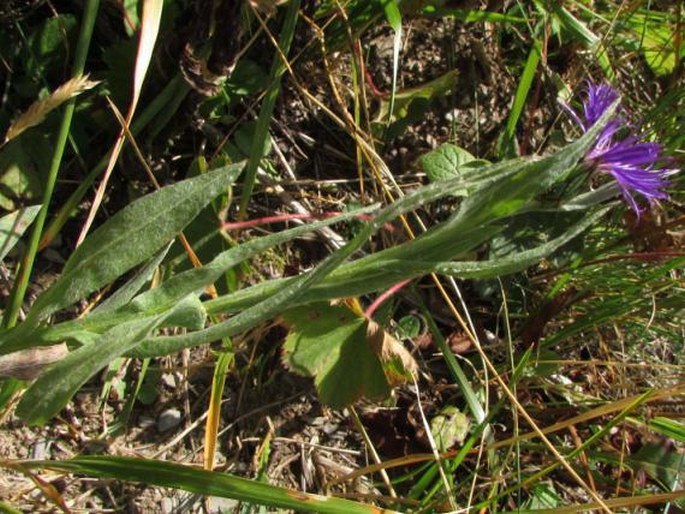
left=283, top=302, right=417, bottom=407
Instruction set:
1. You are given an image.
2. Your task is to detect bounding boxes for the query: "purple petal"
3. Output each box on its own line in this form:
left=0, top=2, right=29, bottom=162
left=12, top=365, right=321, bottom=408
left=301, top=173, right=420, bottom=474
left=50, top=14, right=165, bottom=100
left=564, top=80, right=676, bottom=215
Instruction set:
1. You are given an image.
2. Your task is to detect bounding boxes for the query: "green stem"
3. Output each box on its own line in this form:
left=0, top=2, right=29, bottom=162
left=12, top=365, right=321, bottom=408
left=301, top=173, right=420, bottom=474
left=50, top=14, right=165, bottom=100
left=2, top=0, right=101, bottom=329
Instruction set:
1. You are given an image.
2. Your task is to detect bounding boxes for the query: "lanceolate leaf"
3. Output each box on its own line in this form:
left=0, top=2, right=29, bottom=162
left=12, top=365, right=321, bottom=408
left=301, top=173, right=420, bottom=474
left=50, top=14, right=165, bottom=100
left=16, top=295, right=205, bottom=425
left=24, top=162, right=243, bottom=323
left=26, top=205, right=378, bottom=345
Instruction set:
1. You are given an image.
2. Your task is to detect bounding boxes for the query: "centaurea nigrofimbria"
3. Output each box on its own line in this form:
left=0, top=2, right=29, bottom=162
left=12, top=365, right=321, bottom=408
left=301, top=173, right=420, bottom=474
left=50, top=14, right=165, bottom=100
left=564, top=82, right=673, bottom=214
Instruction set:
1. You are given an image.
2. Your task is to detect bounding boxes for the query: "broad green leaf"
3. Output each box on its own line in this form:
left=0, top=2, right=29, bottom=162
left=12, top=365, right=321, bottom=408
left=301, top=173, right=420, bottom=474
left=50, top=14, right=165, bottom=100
left=420, top=143, right=487, bottom=183
left=16, top=295, right=204, bottom=425
left=430, top=406, right=470, bottom=451
left=23, top=456, right=395, bottom=514
left=624, top=12, right=682, bottom=76
left=27, top=15, right=79, bottom=80
left=23, top=162, right=243, bottom=323
left=283, top=303, right=390, bottom=407
left=0, top=205, right=41, bottom=262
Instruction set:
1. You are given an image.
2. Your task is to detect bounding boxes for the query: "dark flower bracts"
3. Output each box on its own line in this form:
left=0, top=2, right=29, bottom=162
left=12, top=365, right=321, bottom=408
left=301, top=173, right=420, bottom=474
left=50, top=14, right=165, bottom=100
left=564, top=82, right=675, bottom=214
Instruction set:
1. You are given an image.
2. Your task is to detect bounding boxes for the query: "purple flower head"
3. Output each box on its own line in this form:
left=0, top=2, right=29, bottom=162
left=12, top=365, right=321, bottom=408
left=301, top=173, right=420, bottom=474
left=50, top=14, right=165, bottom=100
left=564, top=81, right=674, bottom=215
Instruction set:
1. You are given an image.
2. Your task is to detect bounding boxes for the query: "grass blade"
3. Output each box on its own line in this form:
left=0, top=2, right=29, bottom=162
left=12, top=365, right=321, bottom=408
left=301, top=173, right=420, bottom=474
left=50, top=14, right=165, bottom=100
left=238, top=1, right=300, bottom=218
left=20, top=456, right=397, bottom=513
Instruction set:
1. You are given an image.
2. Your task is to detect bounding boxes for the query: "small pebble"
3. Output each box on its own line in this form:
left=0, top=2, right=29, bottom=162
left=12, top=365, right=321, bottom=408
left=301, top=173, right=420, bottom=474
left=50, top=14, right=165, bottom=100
left=30, top=438, right=51, bottom=459
left=157, top=408, right=182, bottom=433
left=161, top=373, right=176, bottom=389
left=209, top=496, right=239, bottom=513
left=138, top=415, right=156, bottom=429
left=160, top=497, right=174, bottom=514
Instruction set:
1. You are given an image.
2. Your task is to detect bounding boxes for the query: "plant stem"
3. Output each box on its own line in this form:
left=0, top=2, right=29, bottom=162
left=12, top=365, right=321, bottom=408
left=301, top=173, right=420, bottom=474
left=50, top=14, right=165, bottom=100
left=2, top=0, right=101, bottom=329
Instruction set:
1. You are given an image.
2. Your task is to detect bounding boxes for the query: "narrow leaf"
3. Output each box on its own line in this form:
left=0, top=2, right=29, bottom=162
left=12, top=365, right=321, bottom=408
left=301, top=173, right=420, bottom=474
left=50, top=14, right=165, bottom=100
left=19, top=206, right=377, bottom=347
left=23, top=456, right=395, bottom=513
left=89, top=243, right=172, bottom=315
left=19, top=163, right=242, bottom=329
left=16, top=295, right=204, bottom=425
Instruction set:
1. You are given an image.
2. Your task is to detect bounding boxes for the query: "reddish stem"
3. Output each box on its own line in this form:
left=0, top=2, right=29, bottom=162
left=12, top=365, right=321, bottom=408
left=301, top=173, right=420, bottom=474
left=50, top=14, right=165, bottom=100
left=365, top=279, right=412, bottom=319
left=223, top=212, right=395, bottom=232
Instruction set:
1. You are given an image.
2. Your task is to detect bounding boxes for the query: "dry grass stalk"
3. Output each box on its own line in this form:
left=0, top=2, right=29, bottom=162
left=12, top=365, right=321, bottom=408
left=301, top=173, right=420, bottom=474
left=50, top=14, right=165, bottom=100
left=3, top=74, right=99, bottom=143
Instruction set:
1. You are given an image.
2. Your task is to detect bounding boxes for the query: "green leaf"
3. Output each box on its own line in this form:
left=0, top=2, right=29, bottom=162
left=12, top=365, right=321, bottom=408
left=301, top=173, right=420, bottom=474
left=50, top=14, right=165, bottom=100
left=454, top=100, right=617, bottom=226
left=24, top=162, right=243, bottom=323
left=89, top=243, right=172, bottom=315
left=374, top=70, right=458, bottom=129
left=650, top=417, right=685, bottom=443
left=396, top=314, right=421, bottom=339
left=625, top=12, right=683, bottom=76
left=525, top=483, right=562, bottom=510
left=628, top=443, right=685, bottom=490
left=0, top=205, right=41, bottom=262
left=26, top=15, right=79, bottom=80
left=283, top=303, right=390, bottom=408
left=420, top=143, right=487, bottom=184
left=23, top=456, right=394, bottom=514
left=115, top=205, right=378, bottom=319
left=379, top=0, right=401, bottom=31
left=500, top=41, right=541, bottom=158
left=430, top=406, right=470, bottom=451
left=6, top=206, right=376, bottom=352
left=16, top=295, right=205, bottom=425
left=436, top=208, right=608, bottom=278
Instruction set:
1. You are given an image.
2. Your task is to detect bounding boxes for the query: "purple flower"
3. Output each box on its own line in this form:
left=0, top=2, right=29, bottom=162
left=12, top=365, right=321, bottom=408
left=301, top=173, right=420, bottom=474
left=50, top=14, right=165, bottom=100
left=564, top=82, right=674, bottom=214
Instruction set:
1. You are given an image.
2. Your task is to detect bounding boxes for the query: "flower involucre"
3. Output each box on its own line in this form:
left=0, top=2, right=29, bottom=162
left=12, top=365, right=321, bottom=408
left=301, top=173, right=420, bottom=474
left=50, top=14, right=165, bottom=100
left=564, top=82, right=675, bottom=214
